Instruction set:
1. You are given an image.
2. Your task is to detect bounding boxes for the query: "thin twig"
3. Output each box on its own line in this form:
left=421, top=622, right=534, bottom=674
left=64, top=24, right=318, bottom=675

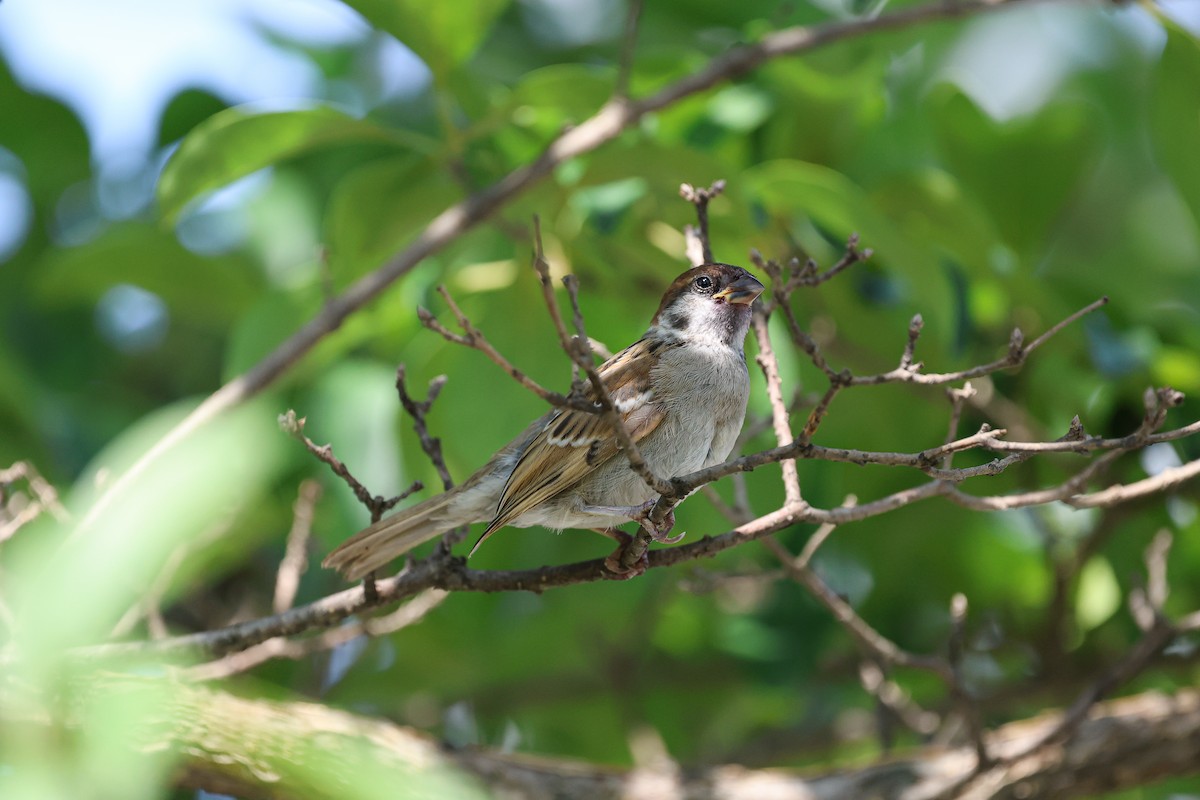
left=418, top=289, right=594, bottom=413
left=0, top=461, right=70, bottom=543
left=761, top=535, right=954, bottom=682
left=751, top=307, right=803, bottom=507
left=395, top=366, right=465, bottom=553
left=849, top=298, right=1111, bottom=387
left=942, top=384, right=976, bottom=470
left=273, top=480, right=322, bottom=614
left=395, top=366, right=454, bottom=492
left=679, top=180, right=725, bottom=265
left=559, top=276, right=673, bottom=499
left=185, top=589, right=448, bottom=681
left=947, top=593, right=991, bottom=769
left=279, top=410, right=422, bottom=521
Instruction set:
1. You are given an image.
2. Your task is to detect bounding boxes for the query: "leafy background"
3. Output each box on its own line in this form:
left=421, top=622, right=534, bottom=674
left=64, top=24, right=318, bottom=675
left=1, top=0, right=1199, bottom=796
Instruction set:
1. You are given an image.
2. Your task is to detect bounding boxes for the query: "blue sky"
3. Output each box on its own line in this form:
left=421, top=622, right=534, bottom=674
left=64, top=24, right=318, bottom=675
left=0, top=0, right=427, bottom=162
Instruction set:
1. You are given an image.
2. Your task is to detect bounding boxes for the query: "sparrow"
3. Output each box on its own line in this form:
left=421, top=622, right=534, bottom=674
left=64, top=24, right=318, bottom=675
left=323, top=263, right=765, bottom=579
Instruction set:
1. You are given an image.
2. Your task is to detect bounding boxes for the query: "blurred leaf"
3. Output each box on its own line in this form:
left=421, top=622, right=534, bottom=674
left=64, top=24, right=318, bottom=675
left=31, top=222, right=261, bottom=324
left=707, top=84, right=775, bottom=133
left=224, top=287, right=322, bottom=379
left=742, top=158, right=954, bottom=334
left=930, top=88, right=1100, bottom=258
left=1150, top=24, right=1200, bottom=233
left=870, top=169, right=1002, bottom=280
left=7, top=395, right=291, bottom=660
left=1152, top=345, right=1200, bottom=393
left=324, top=156, right=460, bottom=281
left=0, top=59, right=89, bottom=208
left=511, top=64, right=613, bottom=136
left=1075, top=556, right=1121, bottom=633
left=760, top=55, right=887, bottom=164
left=158, top=106, right=403, bottom=223
left=156, top=88, right=228, bottom=147
left=343, top=0, right=511, bottom=83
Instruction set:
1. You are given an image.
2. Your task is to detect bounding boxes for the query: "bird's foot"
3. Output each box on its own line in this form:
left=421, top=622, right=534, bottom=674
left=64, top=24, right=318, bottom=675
left=633, top=501, right=682, bottom=544
left=592, top=528, right=648, bottom=579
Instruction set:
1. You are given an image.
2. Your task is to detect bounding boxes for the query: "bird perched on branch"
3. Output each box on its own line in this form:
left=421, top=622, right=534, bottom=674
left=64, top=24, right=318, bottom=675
left=324, top=263, right=764, bottom=579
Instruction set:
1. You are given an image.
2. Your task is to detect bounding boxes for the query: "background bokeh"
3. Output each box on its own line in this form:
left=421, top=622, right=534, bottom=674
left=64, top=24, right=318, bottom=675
left=2, top=0, right=1199, bottom=797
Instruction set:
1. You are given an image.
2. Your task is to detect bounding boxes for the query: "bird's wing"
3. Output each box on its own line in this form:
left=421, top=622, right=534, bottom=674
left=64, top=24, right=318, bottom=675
left=474, top=336, right=673, bottom=549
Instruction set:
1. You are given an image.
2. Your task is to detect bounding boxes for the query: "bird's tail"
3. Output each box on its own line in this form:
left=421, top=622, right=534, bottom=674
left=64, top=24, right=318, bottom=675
left=322, top=490, right=462, bottom=581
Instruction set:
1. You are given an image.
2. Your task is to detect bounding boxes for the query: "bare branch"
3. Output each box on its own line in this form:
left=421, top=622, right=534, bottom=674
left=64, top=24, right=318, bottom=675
left=791, top=233, right=873, bottom=289
left=752, top=303, right=802, bottom=507
left=0, top=461, right=69, bottom=544
left=849, top=297, right=1111, bottom=387
left=947, top=593, right=992, bottom=769
left=279, top=410, right=422, bottom=522
left=1069, top=456, right=1200, bottom=508
left=273, top=480, right=322, bottom=614
left=185, top=589, right=448, bottom=681
left=762, top=534, right=954, bottom=681
left=680, top=180, right=725, bottom=265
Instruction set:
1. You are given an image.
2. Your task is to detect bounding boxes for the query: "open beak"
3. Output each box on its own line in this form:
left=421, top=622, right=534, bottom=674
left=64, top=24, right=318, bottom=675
left=713, top=273, right=765, bottom=305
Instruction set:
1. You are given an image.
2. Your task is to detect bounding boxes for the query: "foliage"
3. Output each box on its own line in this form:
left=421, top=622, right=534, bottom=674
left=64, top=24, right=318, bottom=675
left=1, top=1, right=1198, bottom=798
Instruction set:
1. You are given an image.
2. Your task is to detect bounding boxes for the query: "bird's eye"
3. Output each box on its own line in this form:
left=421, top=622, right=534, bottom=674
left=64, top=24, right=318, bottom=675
left=693, top=275, right=714, bottom=293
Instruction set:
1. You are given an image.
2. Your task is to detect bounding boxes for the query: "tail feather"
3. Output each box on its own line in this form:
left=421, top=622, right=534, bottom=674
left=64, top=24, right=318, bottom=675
left=323, top=491, right=460, bottom=580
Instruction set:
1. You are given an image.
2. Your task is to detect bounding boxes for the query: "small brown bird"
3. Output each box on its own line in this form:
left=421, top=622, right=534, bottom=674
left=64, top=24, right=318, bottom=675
left=323, top=263, right=764, bottom=579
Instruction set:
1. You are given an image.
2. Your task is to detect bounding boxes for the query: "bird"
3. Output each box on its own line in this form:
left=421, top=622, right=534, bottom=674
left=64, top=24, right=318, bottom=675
left=323, top=263, right=765, bottom=580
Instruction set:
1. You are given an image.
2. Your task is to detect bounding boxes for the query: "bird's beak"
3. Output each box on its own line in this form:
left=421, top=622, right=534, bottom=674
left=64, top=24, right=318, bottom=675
left=713, top=274, right=765, bottom=305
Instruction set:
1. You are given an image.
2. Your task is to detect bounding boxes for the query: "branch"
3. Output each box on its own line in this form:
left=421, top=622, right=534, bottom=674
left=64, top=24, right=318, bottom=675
left=273, top=480, right=321, bottom=614
left=0, top=460, right=69, bottom=543
left=84, top=677, right=1200, bottom=800
left=680, top=180, right=725, bottom=265
left=847, top=297, right=1111, bottom=387
left=279, top=410, right=421, bottom=522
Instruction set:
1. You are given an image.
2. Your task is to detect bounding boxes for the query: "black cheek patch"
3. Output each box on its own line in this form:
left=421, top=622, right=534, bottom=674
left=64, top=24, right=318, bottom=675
left=663, top=309, right=690, bottom=330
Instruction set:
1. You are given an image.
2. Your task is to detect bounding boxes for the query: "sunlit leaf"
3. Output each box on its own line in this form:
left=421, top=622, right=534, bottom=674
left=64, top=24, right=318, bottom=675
left=323, top=156, right=460, bottom=281
left=158, top=106, right=403, bottom=224
left=343, top=0, right=511, bottom=82
left=1076, top=556, right=1121, bottom=633
left=930, top=88, right=1100, bottom=259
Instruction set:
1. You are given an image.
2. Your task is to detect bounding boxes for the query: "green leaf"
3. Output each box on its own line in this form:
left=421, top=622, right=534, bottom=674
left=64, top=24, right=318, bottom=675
left=930, top=88, right=1100, bottom=259
left=0, top=59, right=90, bottom=209
left=747, top=161, right=944, bottom=279
left=1076, top=556, right=1121, bottom=633
left=8, top=395, right=291, bottom=658
left=324, top=156, right=460, bottom=281
left=31, top=223, right=261, bottom=324
left=344, top=0, right=511, bottom=82
left=1150, top=24, right=1200, bottom=233
left=157, top=106, right=402, bottom=224
left=223, top=288, right=321, bottom=379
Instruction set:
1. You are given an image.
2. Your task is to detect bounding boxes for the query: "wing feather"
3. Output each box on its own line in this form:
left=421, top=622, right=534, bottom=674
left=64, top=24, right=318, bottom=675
left=476, top=336, right=673, bottom=545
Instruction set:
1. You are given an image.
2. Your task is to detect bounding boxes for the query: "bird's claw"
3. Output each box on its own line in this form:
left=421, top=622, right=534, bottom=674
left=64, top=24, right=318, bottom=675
left=634, top=502, right=680, bottom=543
left=604, top=546, right=648, bottom=579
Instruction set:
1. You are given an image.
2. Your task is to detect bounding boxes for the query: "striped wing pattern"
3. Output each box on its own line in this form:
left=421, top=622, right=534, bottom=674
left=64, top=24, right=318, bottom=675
left=477, top=335, right=675, bottom=543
